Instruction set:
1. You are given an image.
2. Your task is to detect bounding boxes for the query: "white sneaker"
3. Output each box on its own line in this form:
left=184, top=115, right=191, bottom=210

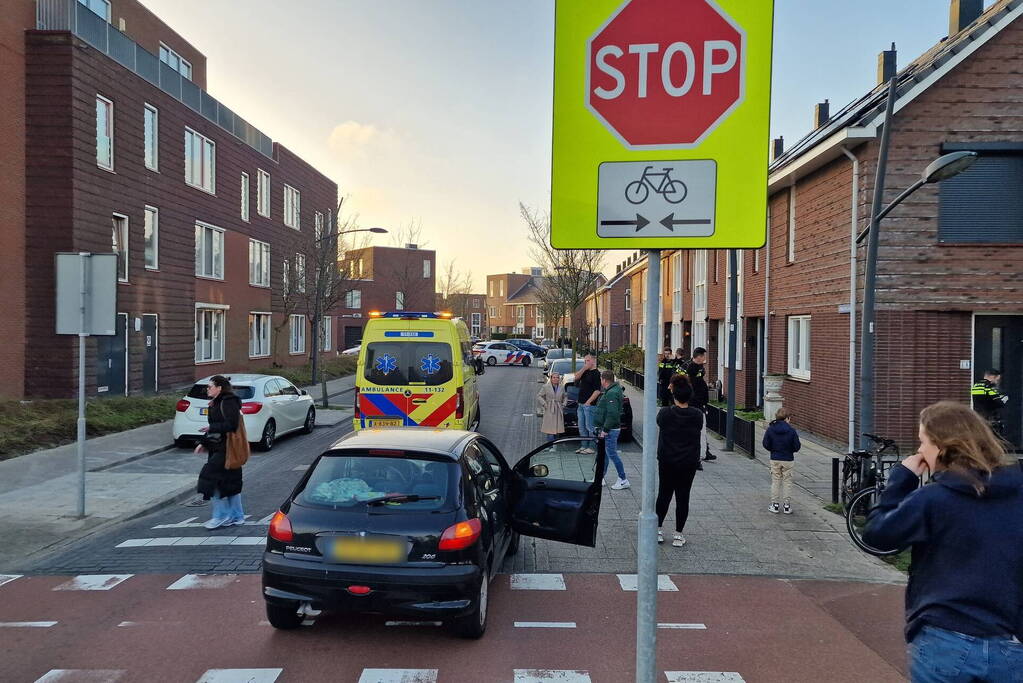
left=203, top=518, right=228, bottom=530
left=783, top=503, right=792, bottom=515
left=768, top=503, right=780, bottom=514
left=611, top=478, right=631, bottom=490
left=672, top=534, right=686, bottom=547
left=602, top=479, right=607, bottom=487
left=583, top=448, right=597, bottom=455
left=657, top=530, right=664, bottom=544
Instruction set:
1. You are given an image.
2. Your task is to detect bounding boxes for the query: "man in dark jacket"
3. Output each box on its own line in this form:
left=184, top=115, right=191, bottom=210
left=762, top=407, right=801, bottom=514
left=594, top=370, right=629, bottom=489
left=657, top=347, right=676, bottom=407
left=684, top=347, right=715, bottom=461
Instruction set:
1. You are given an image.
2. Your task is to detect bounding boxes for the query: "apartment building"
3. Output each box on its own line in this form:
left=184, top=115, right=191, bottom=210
left=437, top=292, right=488, bottom=338
left=7, top=0, right=339, bottom=398
left=485, top=270, right=534, bottom=336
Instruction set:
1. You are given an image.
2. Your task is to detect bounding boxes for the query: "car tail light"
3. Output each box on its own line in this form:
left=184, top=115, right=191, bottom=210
left=268, top=511, right=293, bottom=542
left=175, top=399, right=189, bottom=412
left=438, top=518, right=481, bottom=551
left=354, top=386, right=361, bottom=419
left=241, top=401, right=263, bottom=414
left=347, top=585, right=372, bottom=596
left=455, top=387, right=464, bottom=420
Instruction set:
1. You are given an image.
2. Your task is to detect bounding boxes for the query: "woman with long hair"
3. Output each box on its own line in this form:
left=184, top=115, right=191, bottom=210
left=864, top=401, right=1023, bottom=681
left=654, top=373, right=706, bottom=547
left=195, top=375, right=246, bottom=529
left=536, top=371, right=568, bottom=442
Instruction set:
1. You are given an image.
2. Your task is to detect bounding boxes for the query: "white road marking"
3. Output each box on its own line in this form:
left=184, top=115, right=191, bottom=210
left=0, top=574, right=22, bottom=588
left=616, top=574, right=678, bottom=591
left=166, top=574, right=238, bottom=590
left=664, top=674, right=746, bottom=682
left=34, top=671, right=125, bottom=682
left=230, top=536, right=266, bottom=545
left=0, top=621, right=58, bottom=627
left=151, top=516, right=197, bottom=528
left=292, top=464, right=310, bottom=471
left=53, top=575, right=133, bottom=591
left=514, top=671, right=591, bottom=683
left=257, top=513, right=276, bottom=524
left=384, top=621, right=442, bottom=627
left=195, top=670, right=282, bottom=683
left=154, top=516, right=266, bottom=529
left=117, top=621, right=182, bottom=627
left=116, top=536, right=266, bottom=548
left=510, top=573, right=566, bottom=590
left=357, top=671, right=438, bottom=683
left=658, top=623, right=708, bottom=630
left=513, top=621, right=577, bottom=628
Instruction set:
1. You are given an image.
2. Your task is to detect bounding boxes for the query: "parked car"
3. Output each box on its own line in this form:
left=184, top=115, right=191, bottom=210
left=473, top=341, right=533, bottom=367
left=544, top=357, right=586, bottom=379
left=172, top=374, right=316, bottom=451
left=539, top=348, right=574, bottom=372
left=341, top=345, right=361, bottom=356
left=561, top=369, right=634, bottom=443
left=506, top=338, right=547, bottom=358
left=261, top=429, right=606, bottom=638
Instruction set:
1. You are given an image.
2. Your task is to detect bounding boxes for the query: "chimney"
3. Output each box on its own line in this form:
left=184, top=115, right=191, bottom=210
left=949, top=0, right=984, bottom=35
left=405, top=243, right=418, bottom=250
left=813, top=100, right=830, bottom=129
left=877, top=43, right=897, bottom=85
left=771, top=136, right=784, bottom=160
left=616, top=264, right=622, bottom=273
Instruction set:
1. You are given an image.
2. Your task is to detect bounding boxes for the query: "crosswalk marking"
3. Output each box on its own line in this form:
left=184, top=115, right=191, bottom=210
left=116, top=536, right=265, bottom=548
left=384, top=621, right=443, bottom=627
left=510, top=573, right=566, bottom=590
left=153, top=516, right=268, bottom=529
left=195, top=670, right=282, bottom=683
left=513, top=621, right=577, bottom=628
left=0, top=621, right=58, bottom=627
left=292, top=464, right=310, bottom=471
left=664, top=674, right=745, bottom=682
left=166, top=574, right=239, bottom=590
left=357, top=670, right=438, bottom=683
left=0, top=574, right=22, bottom=588
left=658, top=623, right=708, bottom=630
left=34, top=670, right=125, bottom=682
left=53, top=575, right=133, bottom=591
left=514, top=671, right=591, bottom=683
left=616, top=574, right=678, bottom=592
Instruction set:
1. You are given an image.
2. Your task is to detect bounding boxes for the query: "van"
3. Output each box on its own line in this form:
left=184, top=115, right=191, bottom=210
left=353, top=311, right=483, bottom=431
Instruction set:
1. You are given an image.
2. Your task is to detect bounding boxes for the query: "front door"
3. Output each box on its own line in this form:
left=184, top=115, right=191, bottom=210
left=344, top=325, right=362, bottom=351
left=974, top=315, right=1023, bottom=450
left=96, top=312, right=128, bottom=396
left=142, top=314, right=158, bottom=395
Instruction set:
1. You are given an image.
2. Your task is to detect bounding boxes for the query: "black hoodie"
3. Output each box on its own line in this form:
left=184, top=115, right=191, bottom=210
left=656, top=405, right=705, bottom=468
left=864, top=463, right=1023, bottom=643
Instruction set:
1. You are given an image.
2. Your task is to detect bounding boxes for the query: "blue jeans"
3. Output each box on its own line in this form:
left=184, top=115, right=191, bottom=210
left=909, top=625, right=1023, bottom=682
left=602, top=428, right=626, bottom=480
left=211, top=492, right=244, bottom=523
left=577, top=404, right=596, bottom=448
left=545, top=432, right=560, bottom=442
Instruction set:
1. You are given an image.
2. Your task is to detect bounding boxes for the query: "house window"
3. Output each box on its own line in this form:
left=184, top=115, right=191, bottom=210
left=624, top=288, right=631, bottom=311
left=712, top=250, right=720, bottom=284
left=96, top=95, right=113, bottom=171
left=257, top=169, right=270, bottom=217
left=787, top=315, right=811, bottom=380
left=289, top=314, right=306, bottom=354
left=240, top=173, right=250, bottom=221
left=143, top=104, right=158, bottom=171
left=938, top=153, right=1023, bottom=243
left=314, top=211, right=324, bottom=240
left=159, top=43, right=192, bottom=80
left=489, top=306, right=497, bottom=318
left=249, top=312, right=271, bottom=358
left=488, top=281, right=494, bottom=297
left=423, top=259, right=432, bottom=279
left=345, top=289, right=362, bottom=309
left=499, top=281, right=504, bottom=296
left=111, top=214, right=128, bottom=282
left=195, top=307, right=225, bottom=363
left=395, top=291, right=405, bottom=310
left=295, top=253, right=306, bottom=293
left=472, top=298, right=480, bottom=309
left=470, top=312, right=482, bottom=336
left=78, top=0, right=111, bottom=21
left=320, top=316, right=333, bottom=352
left=723, top=251, right=743, bottom=370
left=282, top=258, right=290, bottom=295
left=284, top=184, right=301, bottom=229
left=672, top=252, right=682, bottom=317
left=194, top=222, right=224, bottom=280
left=249, top=239, right=270, bottom=287
left=184, top=128, right=215, bottom=193
left=787, top=187, right=796, bottom=263
left=693, top=249, right=707, bottom=316
left=143, top=206, right=158, bottom=270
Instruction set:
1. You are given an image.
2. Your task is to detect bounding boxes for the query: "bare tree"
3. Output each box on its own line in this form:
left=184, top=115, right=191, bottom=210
left=436, top=260, right=476, bottom=318
left=389, top=219, right=427, bottom=248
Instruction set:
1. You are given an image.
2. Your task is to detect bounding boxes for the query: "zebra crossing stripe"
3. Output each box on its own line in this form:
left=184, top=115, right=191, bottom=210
left=357, top=670, right=438, bottom=683
left=513, top=621, right=577, bottom=628
left=166, top=574, right=239, bottom=590
left=514, top=672, right=591, bottom=683
left=664, top=674, right=746, bottom=682
left=53, top=575, right=133, bottom=591
left=0, top=621, right=58, bottom=627
left=116, top=536, right=265, bottom=548
left=658, top=623, right=708, bottom=629
left=195, top=670, right=282, bottom=683
left=33, top=670, right=126, bottom=682
left=616, top=574, right=678, bottom=591
left=0, top=574, right=22, bottom=588
left=510, top=573, right=567, bottom=590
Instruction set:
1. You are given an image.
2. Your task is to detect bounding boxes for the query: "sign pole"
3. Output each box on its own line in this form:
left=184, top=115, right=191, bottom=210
left=77, top=252, right=89, bottom=518
left=725, top=249, right=738, bottom=451
left=636, top=249, right=660, bottom=683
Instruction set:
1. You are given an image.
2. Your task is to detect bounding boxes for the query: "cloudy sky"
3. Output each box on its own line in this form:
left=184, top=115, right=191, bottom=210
left=141, top=0, right=985, bottom=290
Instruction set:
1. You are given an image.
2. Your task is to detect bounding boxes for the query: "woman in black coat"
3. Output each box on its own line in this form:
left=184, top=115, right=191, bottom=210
left=195, top=375, right=245, bottom=529
left=655, top=374, right=706, bottom=548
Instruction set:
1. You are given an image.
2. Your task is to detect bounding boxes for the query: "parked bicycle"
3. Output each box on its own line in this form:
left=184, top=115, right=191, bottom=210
left=624, top=166, right=688, bottom=205
left=840, top=432, right=899, bottom=506
left=844, top=433, right=905, bottom=556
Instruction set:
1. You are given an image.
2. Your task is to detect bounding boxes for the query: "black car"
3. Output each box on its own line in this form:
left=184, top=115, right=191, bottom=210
left=562, top=370, right=634, bottom=443
left=261, top=429, right=606, bottom=638
left=506, top=338, right=547, bottom=358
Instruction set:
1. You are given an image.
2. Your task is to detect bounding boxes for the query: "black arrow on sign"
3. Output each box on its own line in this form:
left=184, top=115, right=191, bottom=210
left=660, top=213, right=713, bottom=231
left=600, top=214, right=650, bottom=232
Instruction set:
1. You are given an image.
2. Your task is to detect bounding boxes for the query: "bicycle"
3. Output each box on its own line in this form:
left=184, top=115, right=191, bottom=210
left=844, top=433, right=905, bottom=557
left=624, top=166, right=688, bottom=205
left=840, top=433, right=899, bottom=507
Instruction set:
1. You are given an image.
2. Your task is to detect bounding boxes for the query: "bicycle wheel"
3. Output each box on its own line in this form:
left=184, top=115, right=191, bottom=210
left=840, top=457, right=860, bottom=507
left=845, top=487, right=904, bottom=557
left=663, top=179, right=688, bottom=204
left=625, top=181, right=648, bottom=205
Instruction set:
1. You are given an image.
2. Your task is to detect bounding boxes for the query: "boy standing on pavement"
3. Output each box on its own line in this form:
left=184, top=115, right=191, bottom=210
left=762, top=407, right=801, bottom=514
left=684, top=347, right=716, bottom=461
left=575, top=353, right=602, bottom=455
left=595, top=369, right=630, bottom=489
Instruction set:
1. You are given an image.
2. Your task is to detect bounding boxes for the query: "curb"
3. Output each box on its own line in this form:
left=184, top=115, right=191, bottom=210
left=89, top=443, right=176, bottom=473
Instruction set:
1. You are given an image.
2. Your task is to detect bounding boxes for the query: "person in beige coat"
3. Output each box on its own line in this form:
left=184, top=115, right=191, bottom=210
left=536, top=371, right=568, bottom=442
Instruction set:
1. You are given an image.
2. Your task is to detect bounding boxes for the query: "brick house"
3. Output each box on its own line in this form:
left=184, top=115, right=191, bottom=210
left=485, top=270, right=534, bottom=336
left=10, top=0, right=339, bottom=398
left=437, top=292, right=488, bottom=338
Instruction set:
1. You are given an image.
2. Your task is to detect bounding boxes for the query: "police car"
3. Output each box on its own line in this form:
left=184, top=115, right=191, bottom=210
left=472, top=341, right=533, bottom=367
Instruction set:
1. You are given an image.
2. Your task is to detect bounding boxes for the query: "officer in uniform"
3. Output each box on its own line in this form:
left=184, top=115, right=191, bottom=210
left=657, top=347, right=676, bottom=407
left=685, top=347, right=716, bottom=461
left=971, top=369, right=1009, bottom=437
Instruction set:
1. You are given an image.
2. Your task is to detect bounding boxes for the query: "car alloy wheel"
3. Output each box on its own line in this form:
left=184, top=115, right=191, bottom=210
left=260, top=419, right=276, bottom=451
left=302, top=408, right=315, bottom=434
left=486, top=356, right=497, bottom=366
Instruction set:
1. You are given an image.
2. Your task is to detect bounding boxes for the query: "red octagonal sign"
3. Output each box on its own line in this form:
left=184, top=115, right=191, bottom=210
left=587, top=0, right=746, bottom=148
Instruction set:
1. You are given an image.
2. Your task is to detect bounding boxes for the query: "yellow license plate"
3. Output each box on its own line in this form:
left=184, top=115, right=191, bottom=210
left=370, top=419, right=402, bottom=427
left=199, top=408, right=209, bottom=415
left=333, top=537, right=405, bottom=564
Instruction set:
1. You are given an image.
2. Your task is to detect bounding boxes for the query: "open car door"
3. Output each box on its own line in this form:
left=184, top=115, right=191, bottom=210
left=508, top=437, right=605, bottom=547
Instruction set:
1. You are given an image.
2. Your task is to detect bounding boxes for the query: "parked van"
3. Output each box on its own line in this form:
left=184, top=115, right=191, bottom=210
left=354, top=312, right=483, bottom=431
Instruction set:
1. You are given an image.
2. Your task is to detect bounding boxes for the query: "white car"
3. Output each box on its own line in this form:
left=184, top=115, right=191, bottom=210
left=341, top=345, right=360, bottom=356
left=472, top=341, right=533, bottom=367
left=173, top=374, right=316, bottom=452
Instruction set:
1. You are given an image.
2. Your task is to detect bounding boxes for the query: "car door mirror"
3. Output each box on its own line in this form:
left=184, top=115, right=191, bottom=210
left=300, top=389, right=308, bottom=396
left=530, top=464, right=549, bottom=478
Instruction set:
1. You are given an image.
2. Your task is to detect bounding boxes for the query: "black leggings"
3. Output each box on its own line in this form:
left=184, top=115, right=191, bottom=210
left=656, top=462, right=699, bottom=532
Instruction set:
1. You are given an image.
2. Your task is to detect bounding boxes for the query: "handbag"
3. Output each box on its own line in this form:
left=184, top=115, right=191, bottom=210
left=225, top=418, right=250, bottom=470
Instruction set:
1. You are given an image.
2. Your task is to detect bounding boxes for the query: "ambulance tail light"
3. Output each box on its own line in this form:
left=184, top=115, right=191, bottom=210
left=455, top=387, right=464, bottom=420
left=353, top=386, right=361, bottom=419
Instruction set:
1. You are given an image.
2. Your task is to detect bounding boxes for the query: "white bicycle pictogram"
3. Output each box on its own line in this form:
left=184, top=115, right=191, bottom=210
left=624, top=166, right=688, bottom=205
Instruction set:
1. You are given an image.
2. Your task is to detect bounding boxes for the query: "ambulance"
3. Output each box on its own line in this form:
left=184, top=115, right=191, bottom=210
left=353, top=311, right=483, bottom=431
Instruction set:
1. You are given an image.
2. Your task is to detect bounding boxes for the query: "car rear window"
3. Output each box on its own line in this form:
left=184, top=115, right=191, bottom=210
left=297, top=454, right=453, bottom=511
left=363, top=342, right=454, bottom=386
left=546, top=349, right=569, bottom=360
left=549, top=359, right=585, bottom=376
left=186, top=383, right=255, bottom=400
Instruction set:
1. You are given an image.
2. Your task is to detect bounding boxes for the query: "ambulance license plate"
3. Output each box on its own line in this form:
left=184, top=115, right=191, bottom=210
left=333, top=536, right=405, bottom=564
left=370, top=419, right=402, bottom=427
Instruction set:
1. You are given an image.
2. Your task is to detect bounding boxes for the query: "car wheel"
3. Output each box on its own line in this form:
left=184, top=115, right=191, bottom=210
left=473, top=404, right=482, bottom=432
left=265, top=602, right=303, bottom=630
left=521, top=357, right=531, bottom=367
left=301, top=407, right=316, bottom=434
left=486, top=356, right=497, bottom=366
left=506, top=531, right=520, bottom=557
left=173, top=437, right=191, bottom=449
left=258, top=419, right=276, bottom=452
left=454, top=567, right=489, bottom=639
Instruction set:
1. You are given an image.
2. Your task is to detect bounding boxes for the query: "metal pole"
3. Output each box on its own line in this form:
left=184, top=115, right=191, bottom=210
left=725, top=249, right=738, bottom=451
left=636, top=249, right=660, bottom=683
left=859, top=77, right=897, bottom=449
left=77, top=252, right=89, bottom=518
left=831, top=457, right=840, bottom=504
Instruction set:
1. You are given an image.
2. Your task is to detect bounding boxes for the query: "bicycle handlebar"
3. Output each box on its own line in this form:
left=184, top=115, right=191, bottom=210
left=863, top=433, right=896, bottom=447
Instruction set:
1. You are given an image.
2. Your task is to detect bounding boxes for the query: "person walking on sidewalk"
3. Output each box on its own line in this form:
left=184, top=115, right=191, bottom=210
left=657, top=347, right=676, bottom=407
left=575, top=353, right=602, bottom=455
left=655, top=375, right=706, bottom=547
left=762, top=407, right=801, bottom=514
left=594, top=369, right=629, bottom=489
left=863, top=401, right=1023, bottom=682
left=536, top=371, right=568, bottom=442
left=194, top=375, right=247, bottom=529
left=684, top=347, right=716, bottom=461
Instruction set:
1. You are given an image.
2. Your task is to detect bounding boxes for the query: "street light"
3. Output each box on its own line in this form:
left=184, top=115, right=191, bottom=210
left=314, top=226, right=388, bottom=243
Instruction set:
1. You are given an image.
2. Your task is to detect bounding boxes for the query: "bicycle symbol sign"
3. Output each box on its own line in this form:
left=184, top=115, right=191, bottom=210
left=597, top=159, right=716, bottom=238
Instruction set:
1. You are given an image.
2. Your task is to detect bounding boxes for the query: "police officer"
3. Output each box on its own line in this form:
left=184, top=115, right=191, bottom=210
left=684, top=347, right=716, bottom=461
left=972, top=369, right=1009, bottom=437
left=673, top=347, right=689, bottom=375
left=657, top=347, right=675, bottom=407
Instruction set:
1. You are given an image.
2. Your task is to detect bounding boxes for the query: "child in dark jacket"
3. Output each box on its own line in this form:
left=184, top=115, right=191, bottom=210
left=762, top=407, right=801, bottom=514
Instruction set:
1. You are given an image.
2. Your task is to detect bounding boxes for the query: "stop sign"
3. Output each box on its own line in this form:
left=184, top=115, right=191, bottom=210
left=587, top=0, right=745, bottom=148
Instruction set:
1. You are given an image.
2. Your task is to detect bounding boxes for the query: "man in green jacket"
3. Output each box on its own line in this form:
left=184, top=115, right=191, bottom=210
left=594, top=370, right=629, bottom=489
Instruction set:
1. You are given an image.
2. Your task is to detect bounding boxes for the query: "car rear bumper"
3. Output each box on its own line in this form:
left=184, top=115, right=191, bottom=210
left=262, top=552, right=481, bottom=618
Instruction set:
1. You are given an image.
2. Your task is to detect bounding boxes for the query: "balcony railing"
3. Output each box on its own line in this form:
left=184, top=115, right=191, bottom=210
left=36, top=0, right=274, bottom=159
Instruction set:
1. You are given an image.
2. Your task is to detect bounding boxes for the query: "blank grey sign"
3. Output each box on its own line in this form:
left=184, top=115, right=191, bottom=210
left=55, top=253, right=118, bottom=335
left=597, top=159, right=717, bottom=238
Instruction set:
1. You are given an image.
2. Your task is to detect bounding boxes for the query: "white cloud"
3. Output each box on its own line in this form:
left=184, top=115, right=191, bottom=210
left=327, top=120, right=401, bottom=161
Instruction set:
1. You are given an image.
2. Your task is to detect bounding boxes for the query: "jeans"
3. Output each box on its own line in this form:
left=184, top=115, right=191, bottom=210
left=577, top=404, right=595, bottom=448
left=770, top=460, right=795, bottom=504
left=909, top=625, right=1023, bottom=683
left=545, top=432, right=560, bottom=442
left=211, top=491, right=244, bottom=523
left=656, top=461, right=698, bottom=532
left=602, top=428, right=626, bottom=480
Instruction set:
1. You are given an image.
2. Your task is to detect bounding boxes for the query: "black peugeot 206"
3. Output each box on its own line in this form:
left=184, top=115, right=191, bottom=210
left=261, top=428, right=606, bottom=638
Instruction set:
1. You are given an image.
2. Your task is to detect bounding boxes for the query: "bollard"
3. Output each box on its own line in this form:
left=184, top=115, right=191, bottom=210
left=831, top=457, right=840, bottom=504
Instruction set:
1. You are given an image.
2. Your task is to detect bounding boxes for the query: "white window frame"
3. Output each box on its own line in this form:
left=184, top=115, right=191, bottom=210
left=289, top=314, right=306, bottom=354
left=282, top=258, right=290, bottom=295
left=295, top=253, right=306, bottom=293
left=423, top=259, right=432, bottom=279
left=499, top=280, right=505, bottom=296
left=345, top=289, right=362, bottom=309
left=248, top=239, right=270, bottom=288
left=159, top=42, right=192, bottom=80
left=184, top=128, right=215, bottom=194
left=248, top=312, right=271, bottom=359
left=96, top=95, right=114, bottom=171
left=624, top=288, right=631, bottom=311
left=395, top=291, right=406, bottom=310
left=143, top=103, right=158, bottom=171
left=240, top=172, right=250, bottom=221
left=112, top=213, right=128, bottom=282
left=195, top=306, right=226, bottom=363
left=787, top=186, right=796, bottom=263
left=314, top=211, right=324, bottom=240
left=488, top=281, right=494, bottom=297
left=470, top=312, right=482, bottom=336
left=194, top=221, right=224, bottom=280
left=143, top=205, right=158, bottom=271
left=693, top=250, right=707, bottom=345
left=284, top=184, right=301, bottom=229
left=787, top=315, right=811, bottom=380
left=78, top=0, right=111, bottom=21
left=723, top=251, right=744, bottom=370
left=320, top=316, right=333, bottom=352
left=257, top=169, right=270, bottom=217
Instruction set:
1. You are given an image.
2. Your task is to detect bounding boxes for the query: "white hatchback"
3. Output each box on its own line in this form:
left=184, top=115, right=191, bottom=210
left=172, top=374, right=316, bottom=452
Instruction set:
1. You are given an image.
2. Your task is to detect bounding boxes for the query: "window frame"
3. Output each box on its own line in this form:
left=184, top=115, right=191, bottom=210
left=787, top=186, right=796, bottom=263
left=159, top=42, right=192, bottom=80
left=143, top=103, right=158, bottom=171
left=284, top=184, right=301, bottom=229
left=787, top=315, right=811, bottom=380
left=111, top=213, right=128, bottom=282
left=143, top=205, right=158, bottom=271
left=248, top=312, right=271, bottom=359
left=395, top=291, right=406, bottom=310
left=345, top=289, right=362, bottom=309
left=423, top=259, right=432, bottom=279
left=194, top=221, right=225, bottom=280
left=184, top=127, right=216, bottom=194
left=248, top=239, right=270, bottom=288
left=320, top=316, right=333, bottom=352
left=78, top=0, right=111, bottom=21
left=289, top=314, right=307, bottom=354
left=257, top=169, right=271, bottom=217
left=96, top=94, right=114, bottom=171
left=295, top=253, right=306, bottom=293
left=240, top=172, right=250, bottom=222
left=195, top=306, right=226, bottom=364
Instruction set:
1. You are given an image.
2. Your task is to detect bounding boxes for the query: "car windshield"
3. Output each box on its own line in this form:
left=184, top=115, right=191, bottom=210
left=545, top=349, right=570, bottom=360
left=296, top=453, right=453, bottom=511
left=549, top=359, right=585, bottom=376
left=363, top=342, right=454, bottom=386
left=187, top=383, right=255, bottom=400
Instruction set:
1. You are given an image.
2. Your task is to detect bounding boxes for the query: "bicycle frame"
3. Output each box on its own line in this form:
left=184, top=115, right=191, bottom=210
left=640, top=166, right=674, bottom=193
